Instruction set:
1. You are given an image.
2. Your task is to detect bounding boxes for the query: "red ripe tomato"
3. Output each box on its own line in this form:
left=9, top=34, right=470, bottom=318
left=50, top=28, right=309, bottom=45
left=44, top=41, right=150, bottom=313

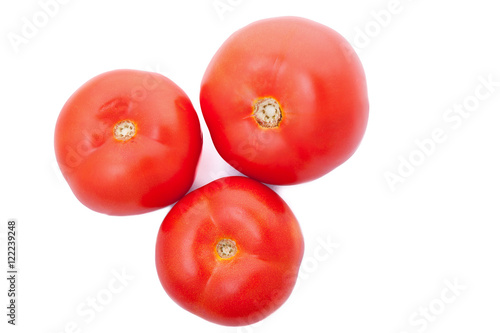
left=54, top=69, right=202, bottom=215
left=200, top=16, right=369, bottom=185
left=155, top=176, right=304, bottom=326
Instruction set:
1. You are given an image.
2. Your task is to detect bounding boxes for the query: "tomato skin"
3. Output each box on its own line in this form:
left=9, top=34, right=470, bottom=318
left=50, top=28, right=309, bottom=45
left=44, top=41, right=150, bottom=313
left=155, top=176, right=304, bottom=326
left=54, top=69, right=202, bottom=215
left=200, top=16, right=369, bottom=185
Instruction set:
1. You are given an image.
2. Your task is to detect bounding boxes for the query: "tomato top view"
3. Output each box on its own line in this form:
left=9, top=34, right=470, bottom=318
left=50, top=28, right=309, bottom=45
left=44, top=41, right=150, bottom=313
left=200, top=16, right=369, bottom=185
left=155, top=176, right=304, bottom=326
left=54, top=69, right=202, bottom=215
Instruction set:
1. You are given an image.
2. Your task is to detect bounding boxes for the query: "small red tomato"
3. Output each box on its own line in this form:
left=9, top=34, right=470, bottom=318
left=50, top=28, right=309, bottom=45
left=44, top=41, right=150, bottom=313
left=54, top=69, right=202, bottom=215
left=200, top=16, right=369, bottom=185
left=155, top=176, right=304, bottom=326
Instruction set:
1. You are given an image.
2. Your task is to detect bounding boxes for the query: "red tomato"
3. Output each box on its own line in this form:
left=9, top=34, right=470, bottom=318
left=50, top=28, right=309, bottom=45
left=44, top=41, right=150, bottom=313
left=200, top=16, right=369, bottom=185
left=54, top=69, right=202, bottom=215
left=155, top=176, right=304, bottom=326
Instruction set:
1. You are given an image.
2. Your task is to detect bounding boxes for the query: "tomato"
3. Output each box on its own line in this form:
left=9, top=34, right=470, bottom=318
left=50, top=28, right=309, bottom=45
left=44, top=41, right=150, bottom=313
left=155, top=176, right=304, bottom=326
left=54, top=69, right=202, bottom=215
left=200, top=16, right=369, bottom=185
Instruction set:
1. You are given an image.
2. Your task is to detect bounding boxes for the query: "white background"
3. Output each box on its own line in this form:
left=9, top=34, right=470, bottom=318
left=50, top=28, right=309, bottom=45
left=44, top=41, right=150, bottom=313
left=1, top=0, right=499, bottom=332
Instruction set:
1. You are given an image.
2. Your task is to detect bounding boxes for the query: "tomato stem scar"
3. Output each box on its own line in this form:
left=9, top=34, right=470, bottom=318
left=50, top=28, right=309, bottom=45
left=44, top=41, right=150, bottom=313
left=216, top=238, right=237, bottom=259
left=252, top=97, right=282, bottom=128
left=113, top=120, right=137, bottom=141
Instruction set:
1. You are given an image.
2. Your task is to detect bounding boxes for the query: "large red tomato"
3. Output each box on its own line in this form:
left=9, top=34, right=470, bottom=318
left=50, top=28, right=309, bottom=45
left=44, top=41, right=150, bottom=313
left=200, top=16, right=369, bottom=185
left=54, top=69, right=202, bottom=215
left=155, top=176, right=304, bottom=326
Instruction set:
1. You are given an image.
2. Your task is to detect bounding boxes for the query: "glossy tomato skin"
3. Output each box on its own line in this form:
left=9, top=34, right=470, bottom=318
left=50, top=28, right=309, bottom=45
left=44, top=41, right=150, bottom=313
left=54, top=69, right=202, bottom=215
left=200, top=16, right=369, bottom=185
left=155, top=176, right=304, bottom=326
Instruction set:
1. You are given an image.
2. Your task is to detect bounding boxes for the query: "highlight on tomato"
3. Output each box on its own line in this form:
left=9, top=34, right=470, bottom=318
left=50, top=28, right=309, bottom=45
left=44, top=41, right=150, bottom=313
left=200, top=16, right=369, bottom=185
left=54, top=69, right=202, bottom=215
left=155, top=176, right=304, bottom=326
